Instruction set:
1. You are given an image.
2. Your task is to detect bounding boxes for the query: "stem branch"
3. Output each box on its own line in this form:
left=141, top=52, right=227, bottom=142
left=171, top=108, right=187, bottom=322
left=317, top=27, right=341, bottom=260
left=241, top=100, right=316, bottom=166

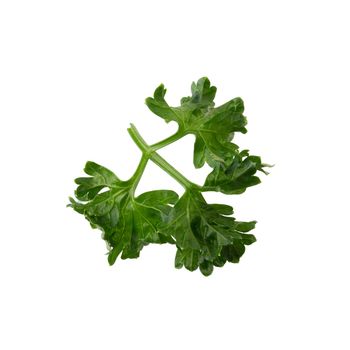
left=127, top=124, right=198, bottom=190
left=150, top=128, right=185, bottom=151
left=129, top=154, right=148, bottom=194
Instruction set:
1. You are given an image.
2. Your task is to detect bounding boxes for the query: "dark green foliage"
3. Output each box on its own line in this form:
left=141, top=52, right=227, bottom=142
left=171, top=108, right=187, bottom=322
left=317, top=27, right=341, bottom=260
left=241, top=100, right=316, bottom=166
left=165, top=191, right=256, bottom=275
left=204, top=150, right=271, bottom=194
left=69, top=77, right=270, bottom=276
left=69, top=162, right=178, bottom=262
left=146, top=77, right=247, bottom=168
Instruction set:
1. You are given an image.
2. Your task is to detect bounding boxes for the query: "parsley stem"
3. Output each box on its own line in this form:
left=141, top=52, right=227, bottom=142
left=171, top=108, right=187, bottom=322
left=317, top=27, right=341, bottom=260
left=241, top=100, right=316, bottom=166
left=129, top=154, right=148, bottom=193
left=150, top=152, right=193, bottom=189
left=128, top=124, right=197, bottom=190
left=150, top=128, right=185, bottom=151
left=127, top=123, right=149, bottom=154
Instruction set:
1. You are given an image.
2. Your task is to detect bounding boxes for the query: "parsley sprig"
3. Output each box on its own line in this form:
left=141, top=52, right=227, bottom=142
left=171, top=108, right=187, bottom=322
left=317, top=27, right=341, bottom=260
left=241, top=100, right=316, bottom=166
left=69, top=77, right=270, bottom=276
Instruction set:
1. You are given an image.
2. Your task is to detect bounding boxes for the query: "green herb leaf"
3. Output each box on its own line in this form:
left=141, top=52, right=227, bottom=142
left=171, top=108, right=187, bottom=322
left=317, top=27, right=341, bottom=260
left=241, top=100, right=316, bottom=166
left=69, top=162, right=179, bottom=264
left=204, top=151, right=269, bottom=194
left=163, top=190, right=256, bottom=276
left=146, top=77, right=247, bottom=168
left=69, top=77, right=270, bottom=276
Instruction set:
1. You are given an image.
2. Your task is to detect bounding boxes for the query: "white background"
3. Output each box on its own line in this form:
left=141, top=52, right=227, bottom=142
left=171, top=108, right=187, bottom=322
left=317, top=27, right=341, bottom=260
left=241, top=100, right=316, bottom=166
left=1, top=1, right=349, bottom=349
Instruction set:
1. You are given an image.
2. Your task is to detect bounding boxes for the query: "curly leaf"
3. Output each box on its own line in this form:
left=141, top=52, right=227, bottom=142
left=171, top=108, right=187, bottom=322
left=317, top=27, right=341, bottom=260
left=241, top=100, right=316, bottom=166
left=69, top=162, right=179, bottom=264
left=146, top=77, right=248, bottom=168
left=204, top=151, right=271, bottom=194
left=163, top=191, right=256, bottom=276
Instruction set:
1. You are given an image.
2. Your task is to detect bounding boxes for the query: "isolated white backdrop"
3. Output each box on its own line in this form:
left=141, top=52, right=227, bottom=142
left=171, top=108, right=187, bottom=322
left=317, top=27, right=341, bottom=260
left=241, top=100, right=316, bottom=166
left=1, top=1, right=349, bottom=349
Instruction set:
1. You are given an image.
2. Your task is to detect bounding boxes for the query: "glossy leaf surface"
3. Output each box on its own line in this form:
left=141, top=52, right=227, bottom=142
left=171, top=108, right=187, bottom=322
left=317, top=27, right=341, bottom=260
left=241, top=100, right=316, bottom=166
left=163, top=191, right=256, bottom=275
left=146, top=77, right=248, bottom=168
left=69, top=162, right=178, bottom=264
left=69, top=77, right=269, bottom=276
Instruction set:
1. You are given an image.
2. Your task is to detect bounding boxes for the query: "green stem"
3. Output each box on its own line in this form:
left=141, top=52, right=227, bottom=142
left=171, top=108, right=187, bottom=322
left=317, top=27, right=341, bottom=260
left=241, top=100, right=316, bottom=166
left=127, top=124, right=198, bottom=190
left=129, top=154, right=148, bottom=194
left=149, top=152, right=194, bottom=189
left=200, top=186, right=217, bottom=192
left=150, top=128, right=185, bottom=151
left=128, top=123, right=150, bottom=154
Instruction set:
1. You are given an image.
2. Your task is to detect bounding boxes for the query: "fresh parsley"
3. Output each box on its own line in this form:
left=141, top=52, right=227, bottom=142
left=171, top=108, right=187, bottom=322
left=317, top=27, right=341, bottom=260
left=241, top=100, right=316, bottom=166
left=68, top=77, right=271, bottom=276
